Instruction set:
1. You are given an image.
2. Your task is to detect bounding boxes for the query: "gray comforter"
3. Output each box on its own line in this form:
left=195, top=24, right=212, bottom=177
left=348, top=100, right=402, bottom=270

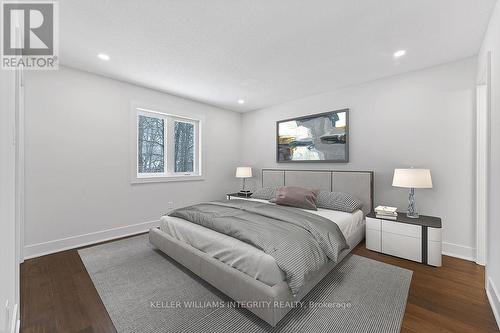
left=169, top=200, right=349, bottom=295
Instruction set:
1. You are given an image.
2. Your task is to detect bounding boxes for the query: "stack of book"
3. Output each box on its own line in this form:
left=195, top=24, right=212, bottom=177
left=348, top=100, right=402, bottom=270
left=375, top=205, right=398, bottom=220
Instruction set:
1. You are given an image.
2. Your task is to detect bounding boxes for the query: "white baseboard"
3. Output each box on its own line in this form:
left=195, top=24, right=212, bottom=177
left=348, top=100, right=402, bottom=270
left=11, top=304, right=18, bottom=333
left=3, top=301, right=18, bottom=333
left=24, top=220, right=160, bottom=259
left=442, top=241, right=476, bottom=261
left=487, top=277, right=500, bottom=329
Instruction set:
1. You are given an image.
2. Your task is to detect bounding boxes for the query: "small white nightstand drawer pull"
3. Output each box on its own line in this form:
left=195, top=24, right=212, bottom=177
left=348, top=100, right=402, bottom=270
left=382, top=220, right=421, bottom=238
left=366, top=217, right=381, bottom=231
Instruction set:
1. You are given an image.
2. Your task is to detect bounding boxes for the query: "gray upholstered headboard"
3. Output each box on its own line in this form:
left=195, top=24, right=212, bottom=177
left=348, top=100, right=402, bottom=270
left=261, top=169, right=374, bottom=214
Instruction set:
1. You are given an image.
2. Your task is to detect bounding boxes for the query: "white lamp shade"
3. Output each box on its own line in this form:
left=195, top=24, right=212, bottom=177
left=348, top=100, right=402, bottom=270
left=235, top=167, right=252, bottom=178
left=392, top=168, right=433, bottom=188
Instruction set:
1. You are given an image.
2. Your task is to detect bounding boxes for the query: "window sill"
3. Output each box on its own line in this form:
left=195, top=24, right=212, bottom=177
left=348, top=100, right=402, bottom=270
left=131, top=174, right=205, bottom=184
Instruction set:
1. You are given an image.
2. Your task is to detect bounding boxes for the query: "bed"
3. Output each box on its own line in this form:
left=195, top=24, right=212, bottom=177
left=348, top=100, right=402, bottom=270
left=149, top=169, right=374, bottom=326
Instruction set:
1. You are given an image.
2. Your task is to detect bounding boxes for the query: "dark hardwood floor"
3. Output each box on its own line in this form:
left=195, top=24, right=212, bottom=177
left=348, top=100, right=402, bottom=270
left=354, top=246, right=499, bottom=333
left=21, top=235, right=499, bottom=333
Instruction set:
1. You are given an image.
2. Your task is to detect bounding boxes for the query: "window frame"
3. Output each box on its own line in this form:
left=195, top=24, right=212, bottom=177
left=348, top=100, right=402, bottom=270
left=131, top=104, right=203, bottom=183
left=136, top=110, right=168, bottom=178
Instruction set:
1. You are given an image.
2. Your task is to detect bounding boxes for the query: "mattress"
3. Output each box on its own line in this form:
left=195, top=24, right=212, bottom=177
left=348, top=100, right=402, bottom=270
left=160, top=199, right=364, bottom=287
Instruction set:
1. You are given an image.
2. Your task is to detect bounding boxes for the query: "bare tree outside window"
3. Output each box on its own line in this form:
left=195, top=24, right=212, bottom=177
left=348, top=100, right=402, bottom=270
left=138, top=115, right=164, bottom=173
left=133, top=108, right=200, bottom=181
left=174, top=121, right=194, bottom=173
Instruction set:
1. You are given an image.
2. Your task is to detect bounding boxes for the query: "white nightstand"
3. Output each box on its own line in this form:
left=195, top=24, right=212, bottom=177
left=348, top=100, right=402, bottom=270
left=366, top=212, right=442, bottom=267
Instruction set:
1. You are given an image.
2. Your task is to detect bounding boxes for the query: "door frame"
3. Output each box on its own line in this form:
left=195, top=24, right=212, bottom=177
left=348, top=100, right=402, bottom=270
left=476, top=51, right=491, bottom=267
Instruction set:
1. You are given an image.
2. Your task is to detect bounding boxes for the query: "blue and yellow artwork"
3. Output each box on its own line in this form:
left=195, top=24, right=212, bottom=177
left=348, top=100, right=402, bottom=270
left=277, top=109, right=348, bottom=162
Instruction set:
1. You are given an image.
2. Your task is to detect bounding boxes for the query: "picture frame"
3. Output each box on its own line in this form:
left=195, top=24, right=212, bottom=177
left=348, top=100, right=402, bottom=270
left=276, top=109, right=349, bottom=163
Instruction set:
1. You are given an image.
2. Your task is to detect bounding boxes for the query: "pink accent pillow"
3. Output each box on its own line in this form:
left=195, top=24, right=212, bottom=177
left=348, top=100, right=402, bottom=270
left=271, top=186, right=320, bottom=210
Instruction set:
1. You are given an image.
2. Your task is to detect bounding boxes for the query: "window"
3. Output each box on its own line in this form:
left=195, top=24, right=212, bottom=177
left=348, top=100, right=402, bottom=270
left=133, top=107, right=201, bottom=182
left=138, top=115, right=165, bottom=174
left=174, top=121, right=194, bottom=173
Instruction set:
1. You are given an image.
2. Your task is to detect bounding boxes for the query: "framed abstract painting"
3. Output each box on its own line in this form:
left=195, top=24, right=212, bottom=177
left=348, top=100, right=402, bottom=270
left=276, top=109, right=349, bottom=163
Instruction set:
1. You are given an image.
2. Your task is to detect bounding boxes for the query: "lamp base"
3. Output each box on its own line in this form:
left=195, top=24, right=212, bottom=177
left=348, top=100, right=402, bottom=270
left=407, top=187, right=419, bottom=219
left=239, top=178, right=251, bottom=194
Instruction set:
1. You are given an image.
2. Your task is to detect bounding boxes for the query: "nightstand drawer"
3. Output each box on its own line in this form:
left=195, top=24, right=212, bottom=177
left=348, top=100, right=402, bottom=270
left=427, top=240, right=442, bottom=266
left=366, top=217, right=381, bottom=231
left=382, top=232, right=421, bottom=262
left=366, top=229, right=381, bottom=252
left=428, top=227, right=442, bottom=242
left=382, top=220, right=421, bottom=238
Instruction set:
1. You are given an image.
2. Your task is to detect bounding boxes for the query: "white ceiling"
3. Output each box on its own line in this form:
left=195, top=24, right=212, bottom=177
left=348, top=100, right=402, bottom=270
left=60, top=0, right=496, bottom=112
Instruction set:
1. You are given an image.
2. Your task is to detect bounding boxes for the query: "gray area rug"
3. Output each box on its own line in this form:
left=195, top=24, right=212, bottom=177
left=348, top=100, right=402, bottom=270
left=79, top=234, right=412, bottom=333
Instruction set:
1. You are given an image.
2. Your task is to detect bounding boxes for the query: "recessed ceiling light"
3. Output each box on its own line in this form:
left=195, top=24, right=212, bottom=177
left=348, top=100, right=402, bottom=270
left=393, top=50, right=406, bottom=58
left=97, top=53, right=110, bottom=61
left=237, top=99, right=245, bottom=104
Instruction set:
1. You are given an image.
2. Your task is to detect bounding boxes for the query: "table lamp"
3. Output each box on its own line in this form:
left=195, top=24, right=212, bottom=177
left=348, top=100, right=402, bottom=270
left=392, top=168, right=433, bottom=218
left=236, top=167, right=252, bottom=193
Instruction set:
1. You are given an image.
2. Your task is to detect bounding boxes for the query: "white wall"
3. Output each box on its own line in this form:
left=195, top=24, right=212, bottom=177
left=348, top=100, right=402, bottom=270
left=23, top=59, right=479, bottom=263
left=478, top=0, right=500, bottom=327
left=241, top=58, right=477, bottom=260
left=0, top=69, right=19, bottom=332
left=23, top=66, right=242, bottom=258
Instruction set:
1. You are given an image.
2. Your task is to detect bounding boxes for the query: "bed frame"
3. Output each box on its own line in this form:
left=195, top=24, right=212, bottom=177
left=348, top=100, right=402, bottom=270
left=149, top=169, right=374, bottom=326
